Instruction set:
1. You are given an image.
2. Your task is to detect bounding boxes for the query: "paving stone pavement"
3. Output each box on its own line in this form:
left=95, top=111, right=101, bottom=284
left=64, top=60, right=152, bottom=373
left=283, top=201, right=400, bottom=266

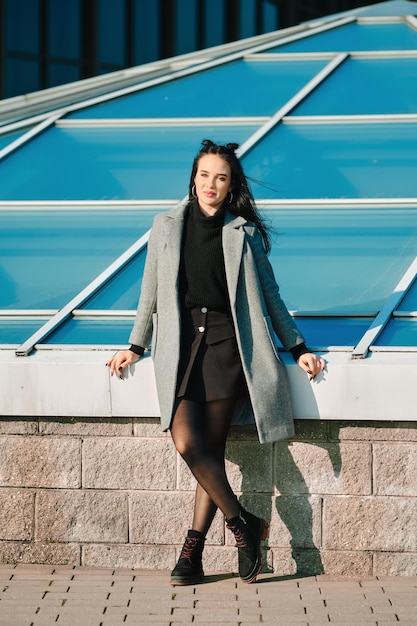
left=1, top=564, right=417, bottom=625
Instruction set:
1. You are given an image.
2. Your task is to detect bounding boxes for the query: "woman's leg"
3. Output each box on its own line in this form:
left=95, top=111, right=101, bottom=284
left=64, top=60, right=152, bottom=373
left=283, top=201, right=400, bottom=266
left=171, top=397, right=268, bottom=585
left=191, top=398, right=236, bottom=534
left=171, top=397, right=240, bottom=523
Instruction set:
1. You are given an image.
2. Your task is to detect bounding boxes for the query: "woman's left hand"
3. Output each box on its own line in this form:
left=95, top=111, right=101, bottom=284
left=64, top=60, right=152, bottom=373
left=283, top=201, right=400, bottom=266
left=297, top=353, right=326, bottom=381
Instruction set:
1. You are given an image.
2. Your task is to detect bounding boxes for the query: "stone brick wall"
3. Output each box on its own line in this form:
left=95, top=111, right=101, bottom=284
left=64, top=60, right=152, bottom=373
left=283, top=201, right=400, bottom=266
left=1, top=416, right=417, bottom=576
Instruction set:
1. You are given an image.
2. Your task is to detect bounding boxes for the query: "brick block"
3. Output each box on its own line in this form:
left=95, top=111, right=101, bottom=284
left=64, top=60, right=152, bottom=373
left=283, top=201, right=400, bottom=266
left=374, top=551, right=417, bottom=576
left=0, top=436, right=81, bottom=488
left=294, top=420, right=329, bottom=441
left=130, top=492, right=224, bottom=545
left=270, top=495, right=322, bottom=549
left=320, top=549, right=373, bottom=577
left=0, top=541, right=80, bottom=565
left=36, top=490, right=128, bottom=543
left=40, top=417, right=132, bottom=437
left=82, top=437, right=176, bottom=490
left=0, top=489, right=34, bottom=540
left=0, top=418, right=38, bottom=435
left=130, top=491, right=195, bottom=545
left=82, top=544, right=175, bottom=569
left=274, top=441, right=371, bottom=496
left=275, top=547, right=325, bottom=577
left=226, top=440, right=273, bottom=492
left=323, top=496, right=417, bottom=551
left=201, top=546, right=237, bottom=573
left=330, top=421, right=417, bottom=442
left=374, top=443, right=417, bottom=496
left=133, top=418, right=167, bottom=437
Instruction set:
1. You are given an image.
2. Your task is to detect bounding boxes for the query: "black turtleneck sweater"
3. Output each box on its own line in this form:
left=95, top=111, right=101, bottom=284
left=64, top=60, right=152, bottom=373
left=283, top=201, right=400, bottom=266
left=179, top=200, right=229, bottom=312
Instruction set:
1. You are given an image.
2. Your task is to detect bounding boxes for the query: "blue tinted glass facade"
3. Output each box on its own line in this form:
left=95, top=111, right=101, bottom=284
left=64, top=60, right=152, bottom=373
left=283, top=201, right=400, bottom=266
left=0, top=210, right=156, bottom=309
left=1, top=4, right=416, bottom=359
left=268, top=22, right=417, bottom=53
left=242, top=123, right=417, bottom=199
left=48, top=0, right=81, bottom=59
left=69, top=59, right=327, bottom=119
left=0, top=0, right=301, bottom=99
left=0, top=126, right=258, bottom=201
left=292, top=58, right=417, bottom=116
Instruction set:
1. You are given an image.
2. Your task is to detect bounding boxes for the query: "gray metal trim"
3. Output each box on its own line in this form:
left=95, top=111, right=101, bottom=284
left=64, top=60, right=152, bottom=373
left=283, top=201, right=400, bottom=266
left=352, top=256, right=417, bottom=359
left=0, top=112, right=64, bottom=161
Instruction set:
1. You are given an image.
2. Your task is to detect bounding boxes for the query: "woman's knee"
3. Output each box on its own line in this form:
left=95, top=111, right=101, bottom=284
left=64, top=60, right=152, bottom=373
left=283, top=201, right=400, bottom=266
left=172, top=435, right=201, bottom=466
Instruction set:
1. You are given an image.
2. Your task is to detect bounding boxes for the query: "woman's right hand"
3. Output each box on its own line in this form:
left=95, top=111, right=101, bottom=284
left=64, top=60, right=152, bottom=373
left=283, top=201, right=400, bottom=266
left=106, top=350, right=140, bottom=379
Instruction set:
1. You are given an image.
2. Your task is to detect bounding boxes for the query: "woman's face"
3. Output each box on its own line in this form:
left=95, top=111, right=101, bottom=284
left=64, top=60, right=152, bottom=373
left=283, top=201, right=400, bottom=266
left=194, top=153, right=233, bottom=216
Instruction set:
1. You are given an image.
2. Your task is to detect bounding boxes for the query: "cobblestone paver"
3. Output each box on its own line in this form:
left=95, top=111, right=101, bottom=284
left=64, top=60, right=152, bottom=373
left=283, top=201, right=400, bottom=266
left=1, top=565, right=417, bottom=625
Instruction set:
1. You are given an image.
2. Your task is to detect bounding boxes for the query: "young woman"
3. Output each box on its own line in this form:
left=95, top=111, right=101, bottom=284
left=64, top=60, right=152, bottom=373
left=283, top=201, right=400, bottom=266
left=107, top=139, right=324, bottom=586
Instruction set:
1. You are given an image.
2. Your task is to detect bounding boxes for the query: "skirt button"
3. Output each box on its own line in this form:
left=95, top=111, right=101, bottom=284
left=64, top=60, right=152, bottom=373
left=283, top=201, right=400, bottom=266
left=198, top=326, right=205, bottom=333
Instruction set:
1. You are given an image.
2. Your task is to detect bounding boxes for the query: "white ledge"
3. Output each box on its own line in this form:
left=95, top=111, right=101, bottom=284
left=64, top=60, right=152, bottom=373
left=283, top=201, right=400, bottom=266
left=0, top=349, right=416, bottom=422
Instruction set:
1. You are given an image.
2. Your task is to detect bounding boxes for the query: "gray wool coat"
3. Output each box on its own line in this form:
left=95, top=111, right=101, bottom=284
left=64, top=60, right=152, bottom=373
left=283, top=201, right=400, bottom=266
left=129, top=201, right=306, bottom=443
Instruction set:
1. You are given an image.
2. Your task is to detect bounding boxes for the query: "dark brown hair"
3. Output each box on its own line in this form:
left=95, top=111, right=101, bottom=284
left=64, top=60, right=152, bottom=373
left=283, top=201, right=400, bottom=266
left=188, top=139, right=271, bottom=253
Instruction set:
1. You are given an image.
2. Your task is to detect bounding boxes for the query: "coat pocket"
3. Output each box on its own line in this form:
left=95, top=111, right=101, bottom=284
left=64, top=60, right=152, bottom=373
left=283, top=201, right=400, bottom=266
left=151, top=312, right=158, bottom=359
left=205, top=317, right=236, bottom=345
left=263, top=315, right=283, bottom=364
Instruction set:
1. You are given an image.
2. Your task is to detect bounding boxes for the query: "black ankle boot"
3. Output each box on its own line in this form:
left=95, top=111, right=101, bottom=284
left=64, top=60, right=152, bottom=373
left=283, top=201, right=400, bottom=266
left=170, top=530, right=205, bottom=586
left=226, top=508, right=269, bottom=583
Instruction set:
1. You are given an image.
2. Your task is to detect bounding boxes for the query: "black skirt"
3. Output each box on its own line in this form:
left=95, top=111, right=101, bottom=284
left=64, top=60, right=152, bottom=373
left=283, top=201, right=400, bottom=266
left=176, top=306, right=247, bottom=402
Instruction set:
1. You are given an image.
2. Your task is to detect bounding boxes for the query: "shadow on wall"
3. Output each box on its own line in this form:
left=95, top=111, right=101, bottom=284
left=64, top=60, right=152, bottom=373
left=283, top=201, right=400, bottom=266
left=227, top=373, right=340, bottom=577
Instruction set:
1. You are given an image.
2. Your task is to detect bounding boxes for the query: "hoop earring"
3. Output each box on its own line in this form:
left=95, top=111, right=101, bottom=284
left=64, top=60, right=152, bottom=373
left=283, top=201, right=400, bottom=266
left=192, top=185, right=198, bottom=198
left=228, top=191, right=234, bottom=204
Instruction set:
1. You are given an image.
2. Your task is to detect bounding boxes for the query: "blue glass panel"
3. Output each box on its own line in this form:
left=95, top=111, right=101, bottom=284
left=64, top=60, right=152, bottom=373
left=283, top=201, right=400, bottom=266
left=176, top=0, right=198, bottom=54
left=48, top=63, right=82, bottom=88
left=240, top=0, right=257, bottom=38
left=83, top=251, right=147, bottom=310
left=0, top=126, right=257, bottom=201
left=43, top=319, right=134, bottom=345
left=0, top=209, right=156, bottom=309
left=0, top=319, right=47, bottom=345
left=48, top=0, right=81, bottom=59
left=293, top=58, right=417, bottom=116
left=204, top=0, right=225, bottom=47
left=242, top=122, right=417, bottom=199
left=98, top=0, right=126, bottom=66
left=6, top=0, right=39, bottom=53
left=0, top=129, right=29, bottom=151
left=262, top=0, right=279, bottom=33
left=266, top=208, right=417, bottom=313
left=69, top=59, right=326, bottom=119
left=133, top=0, right=160, bottom=64
left=293, top=317, right=372, bottom=348
left=267, top=22, right=417, bottom=53
left=398, top=279, right=417, bottom=311
left=6, top=58, right=40, bottom=98
left=375, top=319, right=417, bottom=347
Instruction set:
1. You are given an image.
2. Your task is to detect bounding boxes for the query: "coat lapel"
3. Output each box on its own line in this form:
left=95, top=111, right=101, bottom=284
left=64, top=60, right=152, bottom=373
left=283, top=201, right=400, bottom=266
left=223, top=212, right=247, bottom=308
left=164, top=200, right=188, bottom=284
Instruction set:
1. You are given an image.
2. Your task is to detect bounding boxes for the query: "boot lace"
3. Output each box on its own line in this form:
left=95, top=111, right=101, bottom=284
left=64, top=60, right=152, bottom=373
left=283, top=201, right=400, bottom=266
left=232, top=528, right=248, bottom=548
left=179, top=537, right=199, bottom=559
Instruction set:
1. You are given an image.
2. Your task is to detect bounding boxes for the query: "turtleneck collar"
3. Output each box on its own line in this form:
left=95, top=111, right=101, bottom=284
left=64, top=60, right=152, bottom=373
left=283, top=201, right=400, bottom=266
left=189, top=197, right=226, bottom=227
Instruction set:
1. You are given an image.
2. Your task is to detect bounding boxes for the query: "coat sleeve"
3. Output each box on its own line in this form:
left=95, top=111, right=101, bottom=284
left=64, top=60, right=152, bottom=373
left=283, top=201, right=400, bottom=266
left=246, top=226, right=306, bottom=352
left=128, top=215, right=161, bottom=349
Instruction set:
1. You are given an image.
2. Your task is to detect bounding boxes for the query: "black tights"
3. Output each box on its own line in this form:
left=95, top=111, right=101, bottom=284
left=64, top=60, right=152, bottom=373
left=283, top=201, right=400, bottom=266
left=170, top=397, right=240, bottom=536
